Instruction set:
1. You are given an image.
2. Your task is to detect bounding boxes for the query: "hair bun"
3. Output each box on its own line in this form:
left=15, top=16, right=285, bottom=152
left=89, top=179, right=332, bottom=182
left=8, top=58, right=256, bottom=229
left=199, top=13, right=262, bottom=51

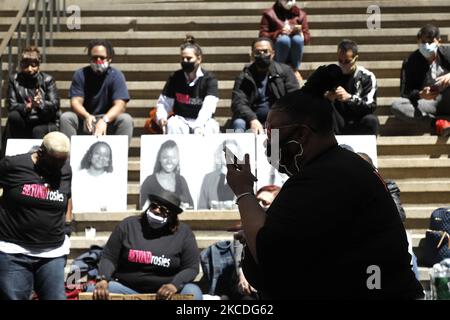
left=302, top=64, right=343, bottom=97
left=184, top=34, right=196, bottom=44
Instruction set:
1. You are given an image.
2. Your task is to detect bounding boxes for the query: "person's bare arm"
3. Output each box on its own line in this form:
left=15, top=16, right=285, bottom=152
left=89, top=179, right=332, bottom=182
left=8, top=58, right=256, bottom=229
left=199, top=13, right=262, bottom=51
left=94, top=99, right=127, bottom=136
left=65, top=198, right=73, bottom=223
left=71, top=96, right=96, bottom=133
left=226, top=153, right=265, bottom=263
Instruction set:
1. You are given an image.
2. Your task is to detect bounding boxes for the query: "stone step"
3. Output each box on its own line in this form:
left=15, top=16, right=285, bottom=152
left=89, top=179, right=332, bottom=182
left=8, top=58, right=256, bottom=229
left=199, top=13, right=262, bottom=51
left=7, top=27, right=450, bottom=46
left=13, top=13, right=450, bottom=32
left=55, top=0, right=450, bottom=17
left=4, top=44, right=421, bottom=64
left=123, top=179, right=450, bottom=206
left=72, top=206, right=442, bottom=229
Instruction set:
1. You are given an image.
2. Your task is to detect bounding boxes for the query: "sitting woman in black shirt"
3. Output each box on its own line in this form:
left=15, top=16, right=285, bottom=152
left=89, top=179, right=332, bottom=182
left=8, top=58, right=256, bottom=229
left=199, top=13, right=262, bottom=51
left=90, top=190, right=202, bottom=300
left=155, top=35, right=220, bottom=135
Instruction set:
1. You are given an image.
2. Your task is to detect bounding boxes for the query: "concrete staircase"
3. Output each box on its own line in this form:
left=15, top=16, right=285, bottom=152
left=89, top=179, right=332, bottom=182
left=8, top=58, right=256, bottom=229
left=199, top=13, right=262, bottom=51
left=2, top=0, right=450, bottom=288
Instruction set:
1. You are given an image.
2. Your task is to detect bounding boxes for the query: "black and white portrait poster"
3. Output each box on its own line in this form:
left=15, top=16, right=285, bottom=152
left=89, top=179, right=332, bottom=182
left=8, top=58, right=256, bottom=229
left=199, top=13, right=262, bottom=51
left=255, top=134, right=378, bottom=190
left=336, top=135, right=378, bottom=168
left=140, top=133, right=256, bottom=210
left=5, top=139, right=42, bottom=156
left=70, top=135, right=128, bottom=213
left=255, top=134, right=289, bottom=191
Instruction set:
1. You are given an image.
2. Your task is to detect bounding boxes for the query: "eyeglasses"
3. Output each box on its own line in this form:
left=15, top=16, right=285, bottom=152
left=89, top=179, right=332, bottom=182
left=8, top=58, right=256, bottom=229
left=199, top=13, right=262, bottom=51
left=149, top=202, right=170, bottom=217
left=265, top=122, right=316, bottom=140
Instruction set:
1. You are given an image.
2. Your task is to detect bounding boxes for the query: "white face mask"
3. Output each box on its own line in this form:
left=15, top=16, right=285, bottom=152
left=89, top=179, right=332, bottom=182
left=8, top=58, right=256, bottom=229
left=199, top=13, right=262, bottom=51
left=146, top=210, right=168, bottom=229
left=90, top=60, right=109, bottom=74
left=419, top=42, right=438, bottom=59
left=279, top=0, right=296, bottom=10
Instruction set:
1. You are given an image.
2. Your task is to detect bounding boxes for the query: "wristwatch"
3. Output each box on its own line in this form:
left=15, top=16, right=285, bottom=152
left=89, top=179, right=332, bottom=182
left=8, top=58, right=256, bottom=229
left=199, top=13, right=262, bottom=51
left=102, top=115, right=110, bottom=124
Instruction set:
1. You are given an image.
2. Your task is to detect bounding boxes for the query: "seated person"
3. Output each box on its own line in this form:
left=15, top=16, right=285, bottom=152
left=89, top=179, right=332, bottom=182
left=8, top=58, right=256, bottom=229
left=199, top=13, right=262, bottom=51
left=7, top=46, right=60, bottom=138
left=60, top=39, right=133, bottom=144
left=156, top=35, right=219, bottom=135
left=325, top=39, right=379, bottom=135
left=231, top=37, right=299, bottom=134
left=391, top=24, right=450, bottom=136
left=259, top=0, right=310, bottom=80
left=89, top=190, right=203, bottom=300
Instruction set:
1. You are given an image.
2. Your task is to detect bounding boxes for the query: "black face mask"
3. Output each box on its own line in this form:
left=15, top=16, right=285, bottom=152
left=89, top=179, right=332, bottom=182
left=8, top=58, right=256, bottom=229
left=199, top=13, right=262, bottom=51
left=35, top=149, right=66, bottom=182
left=254, top=54, right=271, bottom=69
left=22, top=72, right=39, bottom=81
left=181, top=61, right=196, bottom=73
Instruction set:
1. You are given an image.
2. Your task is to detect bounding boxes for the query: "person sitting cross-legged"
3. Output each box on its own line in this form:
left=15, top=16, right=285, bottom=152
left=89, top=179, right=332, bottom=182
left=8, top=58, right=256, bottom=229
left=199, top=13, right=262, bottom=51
left=88, top=190, right=203, bottom=300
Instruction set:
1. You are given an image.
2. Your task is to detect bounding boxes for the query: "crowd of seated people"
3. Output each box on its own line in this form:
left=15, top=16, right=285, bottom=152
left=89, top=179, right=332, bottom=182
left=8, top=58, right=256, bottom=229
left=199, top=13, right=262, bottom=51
left=1, top=0, right=448, bottom=300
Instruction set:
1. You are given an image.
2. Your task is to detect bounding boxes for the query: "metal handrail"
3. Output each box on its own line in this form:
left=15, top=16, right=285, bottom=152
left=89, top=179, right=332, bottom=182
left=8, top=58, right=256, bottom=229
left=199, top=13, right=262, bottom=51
left=1, top=0, right=65, bottom=154
left=0, top=0, right=30, bottom=61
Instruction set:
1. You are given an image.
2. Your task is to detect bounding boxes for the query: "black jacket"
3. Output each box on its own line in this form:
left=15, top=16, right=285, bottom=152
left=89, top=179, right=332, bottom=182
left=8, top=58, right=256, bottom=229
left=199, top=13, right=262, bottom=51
left=7, top=72, right=60, bottom=123
left=231, top=61, right=299, bottom=122
left=400, top=46, right=450, bottom=103
left=333, top=66, right=377, bottom=120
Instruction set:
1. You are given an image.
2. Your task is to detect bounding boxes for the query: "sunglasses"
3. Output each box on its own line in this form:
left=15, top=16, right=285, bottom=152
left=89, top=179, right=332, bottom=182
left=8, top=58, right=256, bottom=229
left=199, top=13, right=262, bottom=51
left=21, top=60, right=40, bottom=68
left=90, top=55, right=108, bottom=62
left=149, top=202, right=170, bottom=217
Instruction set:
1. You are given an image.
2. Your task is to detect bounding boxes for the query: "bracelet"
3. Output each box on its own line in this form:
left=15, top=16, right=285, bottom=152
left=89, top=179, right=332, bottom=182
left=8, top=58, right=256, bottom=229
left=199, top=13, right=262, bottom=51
left=235, top=192, right=255, bottom=205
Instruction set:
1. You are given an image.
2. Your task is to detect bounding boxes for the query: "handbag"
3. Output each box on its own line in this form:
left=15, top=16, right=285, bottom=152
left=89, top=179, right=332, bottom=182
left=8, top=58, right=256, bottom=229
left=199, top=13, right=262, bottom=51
left=144, top=107, right=174, bottom=134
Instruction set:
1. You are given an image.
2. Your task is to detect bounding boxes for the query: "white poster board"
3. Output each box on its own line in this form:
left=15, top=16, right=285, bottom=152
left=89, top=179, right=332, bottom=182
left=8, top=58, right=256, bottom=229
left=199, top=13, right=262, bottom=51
left=140, top=133, right=256, bottom=210
left=70, top=135, right=128, bottom=213
left=336, top=135, right=378, bottom=168
left=5, top=139, right=42, bottom=156
left=254, top=134, right=378, bottom=190
left=255, top=135, right=289, bottom=191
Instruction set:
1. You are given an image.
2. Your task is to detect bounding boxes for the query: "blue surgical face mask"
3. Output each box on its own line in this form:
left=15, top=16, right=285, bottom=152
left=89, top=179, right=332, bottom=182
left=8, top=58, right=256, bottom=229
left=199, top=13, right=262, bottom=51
left=146, top=210, right=168, bottom=229
left=419, top=42, right=438, bottom=59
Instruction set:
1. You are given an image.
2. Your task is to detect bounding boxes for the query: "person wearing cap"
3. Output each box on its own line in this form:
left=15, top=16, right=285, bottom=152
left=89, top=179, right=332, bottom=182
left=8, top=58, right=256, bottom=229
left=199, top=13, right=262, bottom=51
left=6, top=46, right=60, bottom=139
left=0, top=132, right=72, bottom=300
left=90, top=190, right=202, bottom=300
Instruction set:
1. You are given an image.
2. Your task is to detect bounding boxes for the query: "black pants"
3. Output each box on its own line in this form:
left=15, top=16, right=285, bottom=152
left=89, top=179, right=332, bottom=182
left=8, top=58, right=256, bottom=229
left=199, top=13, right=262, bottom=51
left=332, top=108, right=379, bottom=135
left=7, top=110, right=57, bottom=138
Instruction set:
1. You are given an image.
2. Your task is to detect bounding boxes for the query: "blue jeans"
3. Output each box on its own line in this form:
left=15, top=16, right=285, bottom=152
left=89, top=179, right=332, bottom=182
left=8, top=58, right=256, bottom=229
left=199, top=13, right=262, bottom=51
left=274, top=34, right=304, bottom=70
left=0, top=252, right=66, bottom=300
left=87, top=281, right=203, bottom=300
left=232, top=107, right=269, bottom=132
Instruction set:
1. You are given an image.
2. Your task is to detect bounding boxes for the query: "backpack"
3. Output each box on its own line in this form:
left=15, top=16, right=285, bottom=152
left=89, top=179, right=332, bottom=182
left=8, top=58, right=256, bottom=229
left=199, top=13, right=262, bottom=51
left=143, top=107, right=174, bottom=134
left=200, top=240, right=238, bottom=297
left=422, top=207, right=450, bottom=267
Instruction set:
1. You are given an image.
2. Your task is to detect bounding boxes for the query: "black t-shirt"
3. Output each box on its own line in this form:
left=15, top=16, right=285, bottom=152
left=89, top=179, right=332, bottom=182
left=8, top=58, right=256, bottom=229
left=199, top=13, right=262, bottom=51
left=99, top=216, right=199, bottom=293
left=162, top=68, right=218, bottom=119
left=256, top=145, right=423, bottom=299
left=0, top=153, right=72, bottom=249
